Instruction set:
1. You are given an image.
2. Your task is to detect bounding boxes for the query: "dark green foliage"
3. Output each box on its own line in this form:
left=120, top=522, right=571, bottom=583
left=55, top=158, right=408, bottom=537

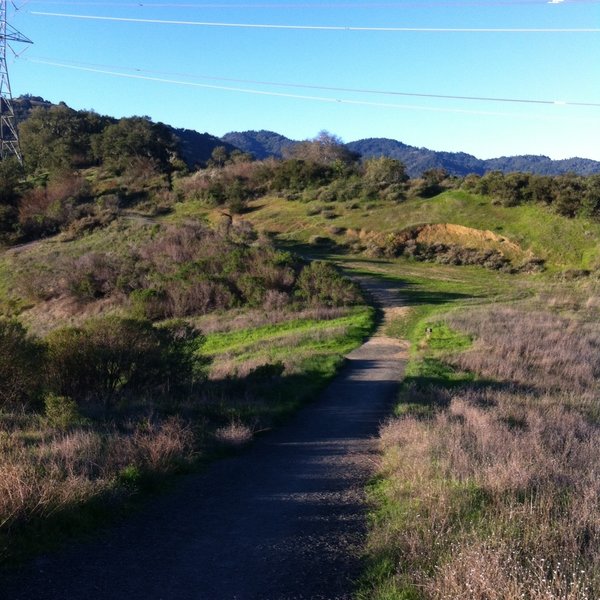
left=221, top=130, right=296, bottom=160
left=0, top=158, right=24, bottom=206
left=0, top=319, right=44, bottom=408
left=267, top=158, right=335, bottom=192
left=461, top=171, right=600, bottom=219
left=363, top=157, right=409, bottom=191
left=415, top=168, right=452, bottom=198
left=45, top=317, right=205, bottom=413
left=0, top=159, right=25, bottom=239
left=582, top=175, right=600, bottom=218
left=19, top=105, right=179, bottom=180
left=295, top=261, right=360, bottom=307
left=155, top=319, right=208, bottom=395
left=19, top=104, right=107, bottom=173
left=171, top=128, right=238, bottom=168
left=347, top=137, right=600, bottom=177
left=553, top=174, right=586, bottom=217
left=92, top=117, right=176, bottom=175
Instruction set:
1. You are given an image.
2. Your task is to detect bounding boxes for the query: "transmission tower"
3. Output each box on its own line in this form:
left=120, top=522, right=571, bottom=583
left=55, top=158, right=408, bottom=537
left=0, top=0, right=31, bottom=163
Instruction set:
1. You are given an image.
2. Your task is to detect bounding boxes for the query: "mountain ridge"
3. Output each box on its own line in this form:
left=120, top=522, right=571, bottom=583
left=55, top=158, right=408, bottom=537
left=12, top=97, right=600, bottom=177
left=222, top=131, right=600, bottom=177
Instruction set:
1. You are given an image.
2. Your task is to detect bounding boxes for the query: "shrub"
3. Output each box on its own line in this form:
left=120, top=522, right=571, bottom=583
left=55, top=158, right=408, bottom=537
left=0, top=319, right=44, bottom=408
left=45, top=317, right=207, bottom=413
left=214, top=422, right=253, bottom=448
left=363, top=156, right=408, bottom=189
left=44, top=393, right=83, bottom=430
left=295, top=261, right=360, bottom=307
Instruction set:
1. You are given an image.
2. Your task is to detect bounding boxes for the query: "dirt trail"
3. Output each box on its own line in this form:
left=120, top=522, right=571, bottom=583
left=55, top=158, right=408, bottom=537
left=1, top=276, right=408, bottom=600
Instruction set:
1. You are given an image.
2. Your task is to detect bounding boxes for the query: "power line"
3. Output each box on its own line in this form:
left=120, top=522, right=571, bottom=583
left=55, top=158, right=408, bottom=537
left=27, top=55, right=600, bottom=108
left=25, top=0, right=600, bottom=7
left=30, top=12, right=600, bottom=31
left=24, top=58, right=600, bottom=124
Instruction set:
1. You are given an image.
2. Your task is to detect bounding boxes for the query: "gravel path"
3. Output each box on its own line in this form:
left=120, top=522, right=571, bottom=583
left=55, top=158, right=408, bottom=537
left=1, top=276, right=408, bottom=600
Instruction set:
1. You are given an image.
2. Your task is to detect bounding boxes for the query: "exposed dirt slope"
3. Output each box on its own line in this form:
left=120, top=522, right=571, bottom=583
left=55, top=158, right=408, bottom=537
left=1, top=276, right=407, bottom=600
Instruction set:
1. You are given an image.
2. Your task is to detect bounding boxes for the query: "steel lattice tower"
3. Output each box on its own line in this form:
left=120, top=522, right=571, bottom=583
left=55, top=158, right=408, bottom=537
left=0, top=0, right=31, bottom=163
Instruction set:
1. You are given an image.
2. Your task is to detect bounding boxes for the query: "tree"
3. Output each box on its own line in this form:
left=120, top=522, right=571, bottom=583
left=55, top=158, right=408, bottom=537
left=527, top=175, right=554, bottom=205
left=208, top=146, right=229, bottom=168
left=495, top=172, right=531, bottom=207
left=20, top=104, right=106, bottom=173
left=286, top=131, right=360, bottom=169
left=0, top=157, right=24, bottom=205
left=580, top=175, right=600, bottom=219
left=363, top=157, right=408, bottom=189
left=92, top=117, right=175, bottom=174
left=0, top=319, right=44, bottom=408
left=552, top=174, right=585, bottom=217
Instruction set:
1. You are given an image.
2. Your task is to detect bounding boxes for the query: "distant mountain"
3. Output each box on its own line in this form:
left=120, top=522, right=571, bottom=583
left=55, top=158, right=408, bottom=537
left=483, top=155, right=600, bottom=176
left=171, top=128, right=238, bottom=168
left=221, top=130, right=296, bottom=160
left=346, top=138, right=600, bottom=178
left=11, top=97, right=600, bottom=176
left=346, top=138, right=484, bottom=178
left=218, top=131, right=600, bottom=178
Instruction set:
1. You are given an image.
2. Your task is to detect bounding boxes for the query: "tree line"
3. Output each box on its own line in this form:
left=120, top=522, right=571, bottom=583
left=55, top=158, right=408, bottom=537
left=0, top=105, right=599, bottom=247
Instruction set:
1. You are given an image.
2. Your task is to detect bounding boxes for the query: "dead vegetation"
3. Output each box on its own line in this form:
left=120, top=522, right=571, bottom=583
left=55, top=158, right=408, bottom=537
left=367, top=302, right=600, bottom=599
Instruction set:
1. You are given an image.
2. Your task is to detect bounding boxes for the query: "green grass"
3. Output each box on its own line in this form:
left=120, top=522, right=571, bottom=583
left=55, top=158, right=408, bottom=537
left=201, top=306, right=375, bottom=424
left=240, top=191, right=600, bottom=271
left=201, top=310, right=370, bottom=355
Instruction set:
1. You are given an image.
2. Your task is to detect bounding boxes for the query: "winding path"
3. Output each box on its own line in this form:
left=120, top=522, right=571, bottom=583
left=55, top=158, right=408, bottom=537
left=1, top=276, right=407, bottom=600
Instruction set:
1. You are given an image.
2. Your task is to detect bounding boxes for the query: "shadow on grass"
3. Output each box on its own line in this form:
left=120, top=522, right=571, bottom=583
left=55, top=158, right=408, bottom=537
left=276, top=240, right=482, bottom=311
left=398, top=371, right=542, bottom=420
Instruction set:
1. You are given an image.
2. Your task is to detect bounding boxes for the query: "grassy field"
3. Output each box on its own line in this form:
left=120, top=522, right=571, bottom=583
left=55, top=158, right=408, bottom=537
left=358, top=266, right=600, bottom=599
left=2, top=179, right=599, bottom=582
left=234, top=191, right=600, bottom=271
left=0, top=213, right=376, bottom=564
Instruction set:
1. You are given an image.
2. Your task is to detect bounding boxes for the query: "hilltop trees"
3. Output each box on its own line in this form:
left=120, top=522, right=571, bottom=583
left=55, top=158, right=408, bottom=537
left=19, top=104, right=107, bottom=173
left=462, top=171, right=600, bottom=218
left=19, top=106, right=177, bottom=177
left=92, top=117, right=176, bottom=175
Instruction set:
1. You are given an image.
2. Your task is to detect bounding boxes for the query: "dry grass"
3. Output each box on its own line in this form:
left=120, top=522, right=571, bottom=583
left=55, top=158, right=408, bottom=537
left=0, top=416, right=195, bottom=559
left=367, top=306, right=600, bottom=599
left=446, top=307, right=600, bottom=409
left=214, top=422, right=254, bottom=447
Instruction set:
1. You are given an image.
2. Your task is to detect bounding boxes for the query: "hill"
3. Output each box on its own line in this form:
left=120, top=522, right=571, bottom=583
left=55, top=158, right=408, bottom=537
left=172, top=128, right=238, bottom=168
left=12, top=97, right=600, bottom=176
left=221, top=130, right=296, bottom=160
left=217, top=131, right=600, bottom=177
left=337, top=138, right=600, bottom=178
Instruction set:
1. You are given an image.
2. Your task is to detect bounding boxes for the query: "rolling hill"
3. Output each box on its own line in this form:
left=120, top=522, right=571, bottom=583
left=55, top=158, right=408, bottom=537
left=219, top=131, right=600, bottom=177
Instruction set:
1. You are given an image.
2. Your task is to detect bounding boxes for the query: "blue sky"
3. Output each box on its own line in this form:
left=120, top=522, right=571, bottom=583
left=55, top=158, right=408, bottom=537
left=8, top=0, right=600, bottom=160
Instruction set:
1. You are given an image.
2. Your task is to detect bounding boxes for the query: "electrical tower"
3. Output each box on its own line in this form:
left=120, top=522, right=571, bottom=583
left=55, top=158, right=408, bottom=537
left=0, top=0, right=31, bottom=163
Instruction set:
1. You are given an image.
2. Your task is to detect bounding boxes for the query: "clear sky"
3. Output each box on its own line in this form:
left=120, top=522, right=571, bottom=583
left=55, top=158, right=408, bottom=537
left=7, top=0, right=600, bottom=160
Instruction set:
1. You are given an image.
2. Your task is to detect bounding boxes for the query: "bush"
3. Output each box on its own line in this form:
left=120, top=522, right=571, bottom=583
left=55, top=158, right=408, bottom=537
left=45, top=317, right=207, bottom=414
left=295, top=261, right=360, bottom=307
left=44, top=393, right=83, bottom=430
left=0, top=319, right=44, bottom=408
